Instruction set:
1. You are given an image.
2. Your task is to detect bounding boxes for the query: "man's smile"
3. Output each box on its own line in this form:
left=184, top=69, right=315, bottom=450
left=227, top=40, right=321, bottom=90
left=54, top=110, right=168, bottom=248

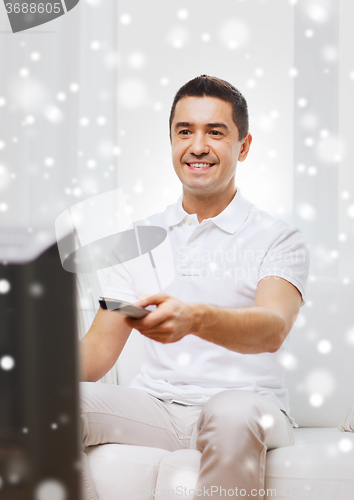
left=186, top=162, right=216, bottom=170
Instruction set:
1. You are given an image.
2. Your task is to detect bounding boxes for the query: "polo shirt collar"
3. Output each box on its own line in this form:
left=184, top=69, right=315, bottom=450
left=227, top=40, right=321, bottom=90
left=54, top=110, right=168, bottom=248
left=164, top=194, right=187, bottom=227
left=166, top=188, right=253, bottom=234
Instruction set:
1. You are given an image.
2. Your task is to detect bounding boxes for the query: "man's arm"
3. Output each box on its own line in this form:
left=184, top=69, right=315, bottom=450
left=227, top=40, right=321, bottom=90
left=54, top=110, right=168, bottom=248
left=79, top=307, right=132, bottom=382
left=194, top=276, right=302, bottom=353
left=125, top=277, right=302, bottom=354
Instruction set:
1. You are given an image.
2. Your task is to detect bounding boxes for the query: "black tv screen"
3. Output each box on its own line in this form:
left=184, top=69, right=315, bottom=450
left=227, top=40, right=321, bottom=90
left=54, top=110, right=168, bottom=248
left=0, top=232, right=81, bottom=500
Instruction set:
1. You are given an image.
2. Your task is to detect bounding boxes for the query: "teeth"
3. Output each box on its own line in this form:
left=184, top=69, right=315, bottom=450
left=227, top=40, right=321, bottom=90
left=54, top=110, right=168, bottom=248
left=188, top=163, right=213, bottom=168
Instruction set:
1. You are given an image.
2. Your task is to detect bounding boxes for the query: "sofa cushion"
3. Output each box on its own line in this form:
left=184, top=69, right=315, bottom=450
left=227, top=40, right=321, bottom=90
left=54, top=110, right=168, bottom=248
left=154, top=450, right=200, bottom=499
left=265, top=428, right=354, bottom=499
left=86, top=444, right=171, bottom=499
left=87, top=428, right=354, bottom=500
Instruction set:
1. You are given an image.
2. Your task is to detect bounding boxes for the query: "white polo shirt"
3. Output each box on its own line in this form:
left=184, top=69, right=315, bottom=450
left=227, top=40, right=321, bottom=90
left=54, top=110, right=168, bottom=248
left=103, top=189, right=309, bottom=426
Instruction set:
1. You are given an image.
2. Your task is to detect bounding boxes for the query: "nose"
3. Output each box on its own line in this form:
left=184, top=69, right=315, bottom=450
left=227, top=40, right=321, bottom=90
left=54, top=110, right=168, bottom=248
left=189, top=132, right=210, bottom=156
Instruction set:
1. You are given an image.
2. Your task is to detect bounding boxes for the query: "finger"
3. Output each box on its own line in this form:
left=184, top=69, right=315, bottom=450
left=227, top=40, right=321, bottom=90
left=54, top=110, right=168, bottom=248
left=132, top=293, right=150, bottom=306
left=125, top=313, right=166, bottom=330
left=138, top=322, right=174, bottom=336
left=135, top=293, right=170, bottom=308
left=125, top=305, right=172, bottom=329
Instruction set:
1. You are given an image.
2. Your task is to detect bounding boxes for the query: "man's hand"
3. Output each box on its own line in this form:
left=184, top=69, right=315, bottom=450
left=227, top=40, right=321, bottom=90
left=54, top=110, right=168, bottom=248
left=124, top=277, right=302, bottom=353
left=125, top=294, right=200, bottom=344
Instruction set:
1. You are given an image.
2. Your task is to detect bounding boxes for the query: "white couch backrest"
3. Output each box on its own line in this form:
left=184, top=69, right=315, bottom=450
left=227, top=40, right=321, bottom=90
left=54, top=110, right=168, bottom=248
left=285, top=280, right=354, bottom=427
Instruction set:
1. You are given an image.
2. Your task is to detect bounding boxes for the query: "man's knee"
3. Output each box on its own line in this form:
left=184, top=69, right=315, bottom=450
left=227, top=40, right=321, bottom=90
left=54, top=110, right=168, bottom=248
left=197, top=390, right=267, bottom=440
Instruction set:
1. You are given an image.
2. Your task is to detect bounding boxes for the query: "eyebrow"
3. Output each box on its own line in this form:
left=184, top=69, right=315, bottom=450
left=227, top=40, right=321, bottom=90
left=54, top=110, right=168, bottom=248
left=174, top=121, right=230, bottom=131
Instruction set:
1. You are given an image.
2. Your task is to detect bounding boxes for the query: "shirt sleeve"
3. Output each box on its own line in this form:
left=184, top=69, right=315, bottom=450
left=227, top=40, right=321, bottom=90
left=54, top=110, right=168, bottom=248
left=257, top=226, right=310, bottom=305
left=101, top=223, right=139, bottom=303
left=102, top=261, right=138, bottom=303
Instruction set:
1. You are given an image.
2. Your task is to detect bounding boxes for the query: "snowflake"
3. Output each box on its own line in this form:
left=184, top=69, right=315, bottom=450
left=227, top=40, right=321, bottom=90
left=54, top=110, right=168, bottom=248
left=30, top=52, right=41, bottom=61
left=0, top=355, right=15, bottom=370
left=90, top=40, right=101, bottom=51
left=19, top=68, right=29, bottom=78
left=120, top=13, right=131, bottom=25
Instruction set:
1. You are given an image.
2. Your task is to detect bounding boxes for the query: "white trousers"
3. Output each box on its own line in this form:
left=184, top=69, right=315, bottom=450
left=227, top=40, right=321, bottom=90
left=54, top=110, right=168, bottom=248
left=80, top=382, right=294, bottom=500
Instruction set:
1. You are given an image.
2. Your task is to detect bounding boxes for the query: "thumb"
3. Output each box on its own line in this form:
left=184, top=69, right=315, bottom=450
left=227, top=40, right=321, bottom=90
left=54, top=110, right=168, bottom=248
left=135, top=293, right=170, bottom=308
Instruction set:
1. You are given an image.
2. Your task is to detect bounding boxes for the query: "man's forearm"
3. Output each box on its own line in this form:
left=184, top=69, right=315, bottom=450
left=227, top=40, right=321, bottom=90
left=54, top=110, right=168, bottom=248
left=132, top=280, right=301, bottom=351
left=79, top=337, right=115, bottom=382
left=192, top=304, right=288, bottom=354
left=79, top=308, right=132, bottom=382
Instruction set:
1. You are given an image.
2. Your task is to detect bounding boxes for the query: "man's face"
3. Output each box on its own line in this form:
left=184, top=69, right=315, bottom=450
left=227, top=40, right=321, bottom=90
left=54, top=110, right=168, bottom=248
left=170, top=96, right=251, bottom=198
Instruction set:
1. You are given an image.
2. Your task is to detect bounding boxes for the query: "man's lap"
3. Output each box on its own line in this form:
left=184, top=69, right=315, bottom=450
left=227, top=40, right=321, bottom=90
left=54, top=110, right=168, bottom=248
left=80, top=382, right=202, bottom=451
left=80, top=382, right=293, bottom=452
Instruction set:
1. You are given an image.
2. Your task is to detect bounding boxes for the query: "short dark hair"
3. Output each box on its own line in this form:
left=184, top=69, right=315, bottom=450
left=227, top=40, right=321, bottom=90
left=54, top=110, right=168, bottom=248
left=169, top=75, right=249, bottom=141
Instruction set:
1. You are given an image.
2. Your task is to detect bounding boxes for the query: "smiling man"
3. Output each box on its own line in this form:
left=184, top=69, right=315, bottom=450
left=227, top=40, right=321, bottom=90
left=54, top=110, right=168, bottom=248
left=171, top=93, right=251, bottom=213
left=79, top=75, right=309, bottom=500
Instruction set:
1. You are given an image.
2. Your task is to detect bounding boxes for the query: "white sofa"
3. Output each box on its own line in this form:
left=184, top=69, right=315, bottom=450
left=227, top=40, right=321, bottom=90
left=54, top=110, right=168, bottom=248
left=79, top=278, right=354, bottom=499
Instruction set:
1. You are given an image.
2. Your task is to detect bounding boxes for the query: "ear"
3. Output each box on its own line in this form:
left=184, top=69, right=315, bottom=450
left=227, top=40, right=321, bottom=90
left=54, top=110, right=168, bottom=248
left=238, top=133, right=252, bottom=162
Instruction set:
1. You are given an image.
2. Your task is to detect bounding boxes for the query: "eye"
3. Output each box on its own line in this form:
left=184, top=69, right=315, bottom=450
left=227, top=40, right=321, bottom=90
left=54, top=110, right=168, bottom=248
left=210, top=130, right=222, bottom=136
left=178, top=129, right=191, bottom=136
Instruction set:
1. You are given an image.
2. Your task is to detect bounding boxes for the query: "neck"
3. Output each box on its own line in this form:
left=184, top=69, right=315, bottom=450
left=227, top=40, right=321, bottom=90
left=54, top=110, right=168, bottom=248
left=182, top=186, right=237, bottom=223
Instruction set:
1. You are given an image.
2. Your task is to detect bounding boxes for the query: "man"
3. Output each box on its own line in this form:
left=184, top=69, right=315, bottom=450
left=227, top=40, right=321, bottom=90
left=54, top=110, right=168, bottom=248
left=80, top=75, right=309, bottom=500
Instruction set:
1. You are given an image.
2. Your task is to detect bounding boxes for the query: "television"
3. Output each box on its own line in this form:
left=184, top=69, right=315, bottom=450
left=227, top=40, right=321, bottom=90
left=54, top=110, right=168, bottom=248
left=0, top=228, right=81, bottom=500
